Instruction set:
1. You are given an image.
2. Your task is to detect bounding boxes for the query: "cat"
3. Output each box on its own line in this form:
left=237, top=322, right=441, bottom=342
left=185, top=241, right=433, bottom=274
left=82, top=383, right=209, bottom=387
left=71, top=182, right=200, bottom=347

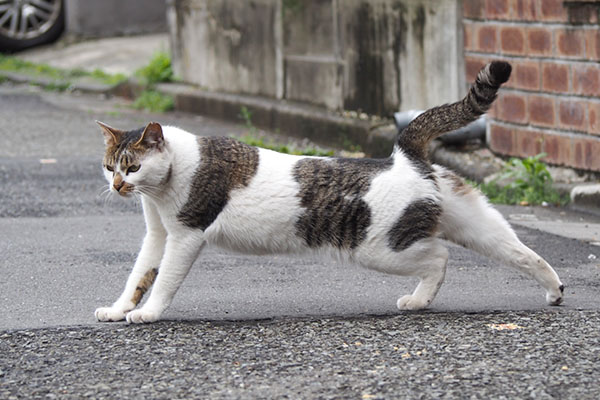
left=94, top=61, right=564, bottom=324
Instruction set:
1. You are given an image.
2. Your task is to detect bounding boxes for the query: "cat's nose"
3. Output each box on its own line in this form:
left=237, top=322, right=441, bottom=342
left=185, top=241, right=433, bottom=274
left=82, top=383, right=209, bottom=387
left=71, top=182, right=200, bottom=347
left=113, top=180, right=124, bottom=192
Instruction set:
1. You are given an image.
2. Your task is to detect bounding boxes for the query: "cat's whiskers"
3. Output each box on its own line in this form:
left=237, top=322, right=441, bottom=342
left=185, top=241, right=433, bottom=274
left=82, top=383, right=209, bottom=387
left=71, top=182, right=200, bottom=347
left=98, top=185, right=115, bottom=208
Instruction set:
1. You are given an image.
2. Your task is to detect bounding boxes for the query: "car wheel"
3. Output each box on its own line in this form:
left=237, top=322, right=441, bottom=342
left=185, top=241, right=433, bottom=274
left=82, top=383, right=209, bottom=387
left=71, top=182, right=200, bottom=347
left=0, top=0, right=64, bottom=52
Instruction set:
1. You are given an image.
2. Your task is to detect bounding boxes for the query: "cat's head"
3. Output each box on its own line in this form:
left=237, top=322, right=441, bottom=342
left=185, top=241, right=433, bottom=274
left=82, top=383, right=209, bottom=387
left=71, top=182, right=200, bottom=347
left=97, top=121, right=170, bottom=197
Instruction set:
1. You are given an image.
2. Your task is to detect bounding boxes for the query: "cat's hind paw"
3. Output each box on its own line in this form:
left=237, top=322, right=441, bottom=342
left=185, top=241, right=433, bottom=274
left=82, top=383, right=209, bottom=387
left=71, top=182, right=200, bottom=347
left=95, top=307, right=127, bottom=322
left=126, top=309, right=159, bottom=324
left=397, top=295, right=430, bottom=311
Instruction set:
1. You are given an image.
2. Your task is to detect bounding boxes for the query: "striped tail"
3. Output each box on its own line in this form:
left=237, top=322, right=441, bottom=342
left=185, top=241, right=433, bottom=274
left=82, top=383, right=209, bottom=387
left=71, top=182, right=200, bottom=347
left=396, top=61, right=512, bottom=159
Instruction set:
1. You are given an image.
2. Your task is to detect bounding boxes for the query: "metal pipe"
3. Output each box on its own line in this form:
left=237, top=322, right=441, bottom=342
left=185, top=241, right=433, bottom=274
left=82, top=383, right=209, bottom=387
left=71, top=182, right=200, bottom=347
left=394, top=110, right=487, bottom=145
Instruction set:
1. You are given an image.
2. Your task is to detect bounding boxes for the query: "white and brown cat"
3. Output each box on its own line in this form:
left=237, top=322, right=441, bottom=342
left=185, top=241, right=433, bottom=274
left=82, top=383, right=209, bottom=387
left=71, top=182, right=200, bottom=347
left=95, top=61, right=564, bottom=324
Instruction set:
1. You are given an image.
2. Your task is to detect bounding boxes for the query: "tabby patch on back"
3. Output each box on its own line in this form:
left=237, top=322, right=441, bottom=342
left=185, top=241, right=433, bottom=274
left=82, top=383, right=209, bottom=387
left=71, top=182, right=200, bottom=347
left=293, top=157, right=392, bottom=249
left=94, top=61, right=565, bottom=325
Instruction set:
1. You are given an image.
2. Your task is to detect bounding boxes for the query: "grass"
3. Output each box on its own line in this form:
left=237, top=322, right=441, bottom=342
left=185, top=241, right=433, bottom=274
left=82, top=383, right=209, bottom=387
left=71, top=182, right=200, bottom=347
left=475, top=153, right=569, bottom=206
left=0, top=54, right=127, bottom=88
left=237, top=106, right=334, bottom=156
left=237, top=134, right=334, bottom=157
left=132, top=90, right=174, bottom=113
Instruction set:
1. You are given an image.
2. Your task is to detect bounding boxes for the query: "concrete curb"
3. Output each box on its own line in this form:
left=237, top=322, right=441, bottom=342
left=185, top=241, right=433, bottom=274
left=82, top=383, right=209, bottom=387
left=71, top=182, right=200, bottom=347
left=0, top=70, right=145, bottom=98
left=0, top=70, right=116, bottom=94
left=155, top=83, right=397, bottom=158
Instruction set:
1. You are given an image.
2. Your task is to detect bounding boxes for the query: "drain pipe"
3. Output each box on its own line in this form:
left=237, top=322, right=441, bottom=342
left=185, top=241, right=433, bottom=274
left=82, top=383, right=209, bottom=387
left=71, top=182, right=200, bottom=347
left=394, top=110, right=487, bottom=145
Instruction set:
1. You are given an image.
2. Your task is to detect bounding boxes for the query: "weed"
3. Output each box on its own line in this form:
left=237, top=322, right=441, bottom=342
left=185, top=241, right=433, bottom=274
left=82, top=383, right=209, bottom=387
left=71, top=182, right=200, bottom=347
left=237, top=134, right=334, bottom=157
left=0, top=54, right=126, bottom=86
left=239, top=106, right=256, bottom=131
left=237, top=105, right=334, bottom=156
left=133, top=90, right=174, bottom=113
left=0, top=54, right=126, bottom=87
left=90, top=69, right=127, bottom=86
left=135, top=52, right=174, bottom=86
left=476, top=153, right=569, bottom=206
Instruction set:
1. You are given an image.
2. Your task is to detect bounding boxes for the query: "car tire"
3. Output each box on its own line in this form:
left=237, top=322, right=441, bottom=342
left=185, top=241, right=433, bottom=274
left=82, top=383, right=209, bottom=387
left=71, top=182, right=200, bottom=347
left=0, top=0, right=65, bottom=52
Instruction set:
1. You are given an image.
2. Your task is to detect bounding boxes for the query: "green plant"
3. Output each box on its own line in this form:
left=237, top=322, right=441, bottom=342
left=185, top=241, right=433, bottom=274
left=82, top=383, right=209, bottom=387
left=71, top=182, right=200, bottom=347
left=135, top=52, right=174, bottom=85
left=239, top=106, right=256, bottom=132
left=237, top=134, right=334, bottom=157
left=477, top=153, right=569, bottom=206
left=133, top=90, right=174, bottom=113
left=236, top=106, right=333, bottom=156
left=0, top=54, right=126, bottom=87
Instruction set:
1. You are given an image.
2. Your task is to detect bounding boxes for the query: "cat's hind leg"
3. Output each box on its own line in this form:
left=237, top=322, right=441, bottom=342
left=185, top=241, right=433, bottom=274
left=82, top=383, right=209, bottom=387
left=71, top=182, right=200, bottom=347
left=95, top=198, right=167, bottom=322
left=436, top=167, right=564, bottom=305
left=357, top=238, right=449, bottom=310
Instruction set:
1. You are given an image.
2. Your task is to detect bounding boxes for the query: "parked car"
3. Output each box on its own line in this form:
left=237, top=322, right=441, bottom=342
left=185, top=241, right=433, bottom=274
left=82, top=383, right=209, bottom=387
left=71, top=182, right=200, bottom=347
left=0, top=0, right=64, bottom=52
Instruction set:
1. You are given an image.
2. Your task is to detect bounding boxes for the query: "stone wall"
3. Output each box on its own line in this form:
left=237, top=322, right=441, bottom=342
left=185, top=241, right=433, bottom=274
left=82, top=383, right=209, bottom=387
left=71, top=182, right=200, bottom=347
left=168, top=0, right=464, bottom=117
left=464, top=0, right=600, bottom=171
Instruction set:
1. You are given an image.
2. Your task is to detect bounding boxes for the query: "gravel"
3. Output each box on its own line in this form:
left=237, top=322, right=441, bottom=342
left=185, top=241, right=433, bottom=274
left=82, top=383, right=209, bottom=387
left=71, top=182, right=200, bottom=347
left=2, top=310, right=599, bottom=399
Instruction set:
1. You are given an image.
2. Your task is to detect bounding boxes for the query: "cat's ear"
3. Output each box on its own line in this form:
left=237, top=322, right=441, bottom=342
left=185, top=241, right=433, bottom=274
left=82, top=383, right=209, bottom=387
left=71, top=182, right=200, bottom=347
left=96, top=121, right=124, bottom=147
left=135, top=122, right=164, bottom=149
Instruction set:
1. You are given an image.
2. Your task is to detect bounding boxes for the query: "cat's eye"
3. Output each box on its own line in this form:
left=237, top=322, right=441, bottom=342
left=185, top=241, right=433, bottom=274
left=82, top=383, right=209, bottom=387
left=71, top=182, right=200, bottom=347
left=105, top=165, right=114, bottom=172
left=127, top=165, right=140, bottom=175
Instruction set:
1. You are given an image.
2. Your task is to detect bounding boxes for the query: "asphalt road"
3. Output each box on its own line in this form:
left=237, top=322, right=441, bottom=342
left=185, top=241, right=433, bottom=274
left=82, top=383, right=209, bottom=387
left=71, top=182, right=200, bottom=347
left=1, top=84, right=600, bottom=398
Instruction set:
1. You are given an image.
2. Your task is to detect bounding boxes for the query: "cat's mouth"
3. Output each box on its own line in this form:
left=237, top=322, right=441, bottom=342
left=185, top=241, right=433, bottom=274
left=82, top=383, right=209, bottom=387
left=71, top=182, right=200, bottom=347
left=114, top=183, right=135, bottom=197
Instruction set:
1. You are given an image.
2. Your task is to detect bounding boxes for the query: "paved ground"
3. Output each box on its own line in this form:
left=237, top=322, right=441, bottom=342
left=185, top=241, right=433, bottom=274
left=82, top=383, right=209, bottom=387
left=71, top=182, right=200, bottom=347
left=2, top=311, right=599, bottom=399
left=1, top=83, right=600, bottom=398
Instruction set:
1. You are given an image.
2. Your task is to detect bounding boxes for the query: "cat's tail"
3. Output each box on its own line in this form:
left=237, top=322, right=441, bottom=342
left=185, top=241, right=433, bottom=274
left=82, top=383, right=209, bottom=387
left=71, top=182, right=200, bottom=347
left=396, top=61, right=512, bottom=159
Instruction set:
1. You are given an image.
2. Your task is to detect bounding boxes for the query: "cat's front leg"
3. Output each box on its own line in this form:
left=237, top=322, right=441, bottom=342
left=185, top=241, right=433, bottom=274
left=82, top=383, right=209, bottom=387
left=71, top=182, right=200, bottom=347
left=96, top=199, right=167, bottom=322
left=126, top=231, right=205, bottom=324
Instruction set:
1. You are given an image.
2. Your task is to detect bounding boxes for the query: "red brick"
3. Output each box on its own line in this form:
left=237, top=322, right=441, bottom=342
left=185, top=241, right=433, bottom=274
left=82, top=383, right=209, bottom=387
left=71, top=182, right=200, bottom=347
left=559, top=100, right=587, bottom=132
left=488, top=123, right=515, bottom=155
left=500, top=26, right=526, bottom=55
left=464, top=0, right=485, bottom=19
left=510, top=0, right=538, bottom=20
left=464, top=24, right=474, bottom=51
left=572, top=136, right=600, bottom=171
left=526, top=28, right=552, bottom=56
left=540, top=0, right=568, bottom=22
left=486, top=0, right=510, bottom=19
left=465, top=56, right=488, bottom=82
left=588, top=101, right=600, bottom=135
left=528, top=95, right=555, bottom=127
left=572, top=64, right=600, bottom=96
left=476, top=25, right=498, bottom=52
left=566, top=3, right=599, bottom=24
left=514, top=128, right=543, bottom=158
left=512, top=60, right=540, bottom=91
left=542, top=133, right=571, bottom=166
left=498, top=92, right=527, bottom=124
left=585, top=30, right=600, bottom=61
left=542, top=62, right=569, bottom=93
left=556, top=29, right=585, bottom=58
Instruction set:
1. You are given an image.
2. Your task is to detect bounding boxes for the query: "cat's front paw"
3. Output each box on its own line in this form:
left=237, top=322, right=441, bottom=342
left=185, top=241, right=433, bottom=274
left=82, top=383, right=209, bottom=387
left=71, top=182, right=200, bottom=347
left=397, top=295, right=430, bottom=311
left=95, top=307, right=127, bottom=322
left=546, top=284, right=565, bottom=306
left=126, top=308, right=160, bottom=324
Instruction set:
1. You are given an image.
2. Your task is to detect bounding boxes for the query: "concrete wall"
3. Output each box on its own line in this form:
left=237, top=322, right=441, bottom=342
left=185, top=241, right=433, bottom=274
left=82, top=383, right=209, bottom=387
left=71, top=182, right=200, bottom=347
left=168, top=0, right=464, bottom=116
left=65, top=0, right=167, bottom=37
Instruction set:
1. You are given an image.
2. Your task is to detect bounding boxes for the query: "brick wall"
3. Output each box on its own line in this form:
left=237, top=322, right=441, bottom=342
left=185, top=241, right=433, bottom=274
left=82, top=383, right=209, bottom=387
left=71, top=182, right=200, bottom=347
left=463, top=0, right=600, bottom=171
